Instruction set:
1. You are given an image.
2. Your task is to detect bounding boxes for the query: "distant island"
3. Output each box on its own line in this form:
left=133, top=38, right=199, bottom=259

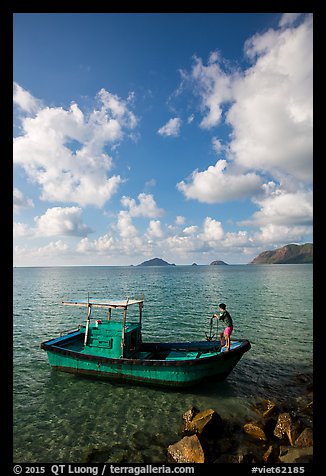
left=132, top=246, right=313, bottom=266
left=250, top=243, right=313, bottom=264
left=210, top=260, right=228, bottom=266
left=136, top=258, right=176, bottom=267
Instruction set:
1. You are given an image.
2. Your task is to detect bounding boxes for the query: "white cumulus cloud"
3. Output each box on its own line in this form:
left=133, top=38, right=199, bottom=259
left=147, top=220, right=164, bottom=238
left=183, top=225, right=198, bottom=235
left=13, top=222, right=32, bottom=238
left=34, top=207, right=92, bottom=237
left=14, top=240, right=69, bottom=260
left=13, top=85, right=138, bottom=207
left=228, top=14, right=313, bottom=182
left=248, top=189, right=313, bottom=227
left=175, top=215, right=185, bottom=225
left=177, top=159, right=262, bottom=203
left=253, top=223, right=311, bottom=246
left=13, top=82, right=41, bottom=114
left=180, top=14, right=313, bottom=184
left=121, top=193, right=164, bottom=218
left=116, top=211, right=139, bottom=239
left=157, top=117, right=181, bottom=137
left=201, top=217, right=224, bottom=242
left=278, top=13, right=303, bottom=27
left=186, top=52, right=233, bottom=129
left=13, top=188, right=34, bottom=212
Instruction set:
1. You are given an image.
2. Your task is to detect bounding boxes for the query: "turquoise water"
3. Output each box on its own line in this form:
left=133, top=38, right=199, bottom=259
left=13, top=265, right=313, bottom=463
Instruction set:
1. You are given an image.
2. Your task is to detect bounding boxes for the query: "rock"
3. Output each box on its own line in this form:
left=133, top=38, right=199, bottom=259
left=278, top=445, right=313, bottom=463
left=182, top=406, right=200, bottom=424
left=295, top=391, right=313, bottom=415
left=273, top=412, right=293, bottom=441
left=243, top=422, right=267, bottom=441
left=263, top=447, right=274, bottom=463
left=169, top=394, right=313, bottom=466
left=191, top=409, right=223, bottom=437
left=182, top=408, right=223, bottom=438
left=167, top=435, right=205, bottom=463
left=287, top=427, right=300, bottom=447
left=272, top=410, right=307, bottom=446
left=255, top=399, right=278, bottom=418
left=263, top=445, right=277, bottom=463
left=294, top=428, right=313, bottom=447
left=299, top=400, right=313, bottom=417
left=304, top=400, right=313, bottom=413
left=262, top=400, right=278, bottom=418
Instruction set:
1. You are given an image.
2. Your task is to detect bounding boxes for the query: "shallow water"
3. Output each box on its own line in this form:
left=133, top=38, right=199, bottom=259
left=13, top=264, right=313, bottom=462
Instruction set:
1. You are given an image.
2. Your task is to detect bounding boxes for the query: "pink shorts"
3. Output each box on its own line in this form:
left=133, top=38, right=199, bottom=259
left=224, top=326, right=233, bottom=337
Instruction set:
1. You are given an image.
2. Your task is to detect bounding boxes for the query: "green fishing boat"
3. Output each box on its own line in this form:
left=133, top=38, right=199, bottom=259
left=40, top=297, right=251, bottom=388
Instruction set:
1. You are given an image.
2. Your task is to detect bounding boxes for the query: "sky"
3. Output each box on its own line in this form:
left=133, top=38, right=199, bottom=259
left=13, top=12, right=313, bottom=266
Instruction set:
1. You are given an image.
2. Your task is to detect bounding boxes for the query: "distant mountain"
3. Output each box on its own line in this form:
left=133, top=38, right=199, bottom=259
left=250, top=243, right=313, bottom=264
left=210, top=260, right=228, bottom=266
left=137, top=258, right=176, bottom=267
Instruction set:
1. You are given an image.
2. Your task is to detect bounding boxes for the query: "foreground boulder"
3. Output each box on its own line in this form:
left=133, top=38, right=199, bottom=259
left=273, top=412, right=292, bottom=439
left=182, top=406, right=200, bottom=425
left=278, top=446, right=313, bottom=463
left=294, top=428, right=313, bottom=447
left=254, top=399, right=278, bottom=419
left=167, top=435, right=205, bottom=463
left=182, top=408, right=223, bottom=438
left=243, top=422, right=267, bottom=441
left=273, top=412, right=303, bottom=446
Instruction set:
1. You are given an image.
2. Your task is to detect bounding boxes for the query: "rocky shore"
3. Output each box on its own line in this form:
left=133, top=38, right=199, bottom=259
left=167, top=372, right=313, bottom=464
left=82, top=373, right=313, bottom=464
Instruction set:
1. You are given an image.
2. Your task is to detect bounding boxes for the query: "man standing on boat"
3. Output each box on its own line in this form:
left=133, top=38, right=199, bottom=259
left=213, top=303, right=233, bottom=352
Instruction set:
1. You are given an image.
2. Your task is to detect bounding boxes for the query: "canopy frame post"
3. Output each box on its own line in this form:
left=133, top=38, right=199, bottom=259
left=120, top=297, right=130, bottom=358
left=84, top=293, right=91, bottom=346
left=139, top=301, right=143, bottom=327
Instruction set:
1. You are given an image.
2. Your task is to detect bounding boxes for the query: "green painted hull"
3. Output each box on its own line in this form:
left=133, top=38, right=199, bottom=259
left=41, top=331, right=251, bottom=388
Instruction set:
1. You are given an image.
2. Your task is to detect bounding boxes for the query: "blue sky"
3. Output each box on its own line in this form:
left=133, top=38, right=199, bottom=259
left=13, top=13, right=313, bottom=266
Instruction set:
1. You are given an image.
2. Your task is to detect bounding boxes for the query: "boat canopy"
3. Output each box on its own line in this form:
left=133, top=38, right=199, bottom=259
left=62, top=299, right=144, bottom=309
left=62, top=298, right=144, bottom=350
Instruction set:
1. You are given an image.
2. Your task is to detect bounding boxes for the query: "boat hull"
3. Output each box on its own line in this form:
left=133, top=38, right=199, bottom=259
left=41, top=332, right=251, bottom=388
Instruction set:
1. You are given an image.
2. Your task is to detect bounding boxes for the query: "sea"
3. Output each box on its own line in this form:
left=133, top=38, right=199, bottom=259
left=13, top=264, right=313, bottom=463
